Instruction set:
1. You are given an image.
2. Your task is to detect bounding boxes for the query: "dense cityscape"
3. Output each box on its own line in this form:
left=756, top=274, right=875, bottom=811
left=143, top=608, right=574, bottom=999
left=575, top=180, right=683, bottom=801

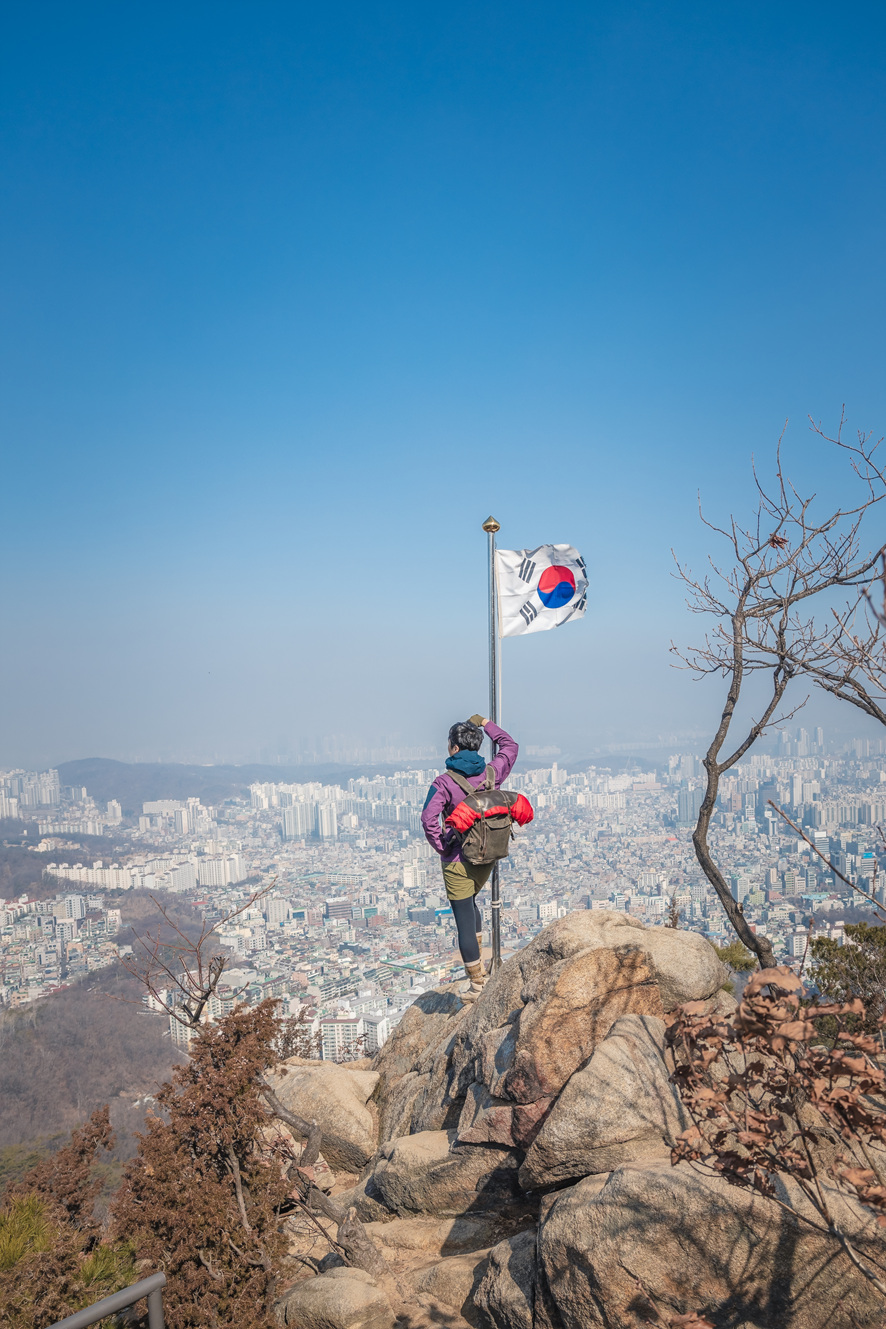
left=2, top=725, right=885, bottom=1056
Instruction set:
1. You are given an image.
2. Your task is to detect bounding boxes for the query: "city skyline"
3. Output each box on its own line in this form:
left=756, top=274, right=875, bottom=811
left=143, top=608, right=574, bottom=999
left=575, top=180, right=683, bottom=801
left=5, top=724, right=886, bottom=1028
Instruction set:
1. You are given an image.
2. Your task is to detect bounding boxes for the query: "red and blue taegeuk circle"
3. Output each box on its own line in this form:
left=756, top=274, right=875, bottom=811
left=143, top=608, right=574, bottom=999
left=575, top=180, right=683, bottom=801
left=538, top=564, right=576, bottom=608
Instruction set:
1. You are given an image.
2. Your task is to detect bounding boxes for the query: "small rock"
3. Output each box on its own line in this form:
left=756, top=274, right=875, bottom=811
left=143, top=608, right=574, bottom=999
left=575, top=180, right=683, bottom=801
left=474, top=1230, right=537, bottom=1329
left=637, top=925, right=729, bottom=1010
left=277, top=1266, right=396, bottom=1329
left=456, top=1083, right=553, bottom=1149
left=317, top=1252, right=347, bottom=1272
left=704, top=987, right=740, bottom=1016
left=413, top=1248, right=493, bottom=1326
left=268, top=1064, right=380, bottom=1171
left=331, top=1171, right=396, bottom=1224
left=372, top=1130, right=521, bottom=1217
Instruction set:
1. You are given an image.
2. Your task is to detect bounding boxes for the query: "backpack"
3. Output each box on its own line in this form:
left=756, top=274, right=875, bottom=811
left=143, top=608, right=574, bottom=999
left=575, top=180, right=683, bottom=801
left=444, top=767, right=534, bottom=866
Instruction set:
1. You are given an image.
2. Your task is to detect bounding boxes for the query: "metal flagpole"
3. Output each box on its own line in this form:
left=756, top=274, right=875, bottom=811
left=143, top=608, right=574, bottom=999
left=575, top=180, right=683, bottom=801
left=482, top=515, right=502, bottom=972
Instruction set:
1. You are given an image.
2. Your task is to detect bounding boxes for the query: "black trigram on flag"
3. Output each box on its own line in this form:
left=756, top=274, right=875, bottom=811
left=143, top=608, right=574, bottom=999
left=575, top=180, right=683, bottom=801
left=518, top=557, right=536, bottom=584
left=520, top=600, right=539, bottom=627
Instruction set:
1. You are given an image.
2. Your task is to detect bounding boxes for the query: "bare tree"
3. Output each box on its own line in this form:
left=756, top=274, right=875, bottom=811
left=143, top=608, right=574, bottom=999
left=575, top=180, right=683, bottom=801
left=672, top=417, right=886, bottom=968
left=118, top=881, right=277, bottom=1027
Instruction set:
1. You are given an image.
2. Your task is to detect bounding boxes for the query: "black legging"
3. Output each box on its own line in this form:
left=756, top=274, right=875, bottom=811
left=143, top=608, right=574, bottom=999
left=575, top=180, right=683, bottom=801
left=451, top=895, right=483, bottom=965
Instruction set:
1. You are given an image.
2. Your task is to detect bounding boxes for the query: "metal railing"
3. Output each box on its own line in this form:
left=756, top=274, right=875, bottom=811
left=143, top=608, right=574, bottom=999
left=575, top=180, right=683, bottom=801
left=48, top=1271, right=166, bottom=1329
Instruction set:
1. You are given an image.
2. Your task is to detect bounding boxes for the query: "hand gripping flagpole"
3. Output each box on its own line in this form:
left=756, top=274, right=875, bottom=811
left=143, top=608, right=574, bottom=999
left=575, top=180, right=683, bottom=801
left=482, top=515, right=502, bottom=973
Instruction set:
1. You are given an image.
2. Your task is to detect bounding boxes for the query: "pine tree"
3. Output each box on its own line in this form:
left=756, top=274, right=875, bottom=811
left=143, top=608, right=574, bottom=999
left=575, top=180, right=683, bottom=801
left=112, top=1001, right=292, bottom=1329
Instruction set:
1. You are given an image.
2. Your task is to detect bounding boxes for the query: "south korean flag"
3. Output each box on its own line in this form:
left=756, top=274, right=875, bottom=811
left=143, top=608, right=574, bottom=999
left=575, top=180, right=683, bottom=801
left=496, top=544, right=588, bottom=638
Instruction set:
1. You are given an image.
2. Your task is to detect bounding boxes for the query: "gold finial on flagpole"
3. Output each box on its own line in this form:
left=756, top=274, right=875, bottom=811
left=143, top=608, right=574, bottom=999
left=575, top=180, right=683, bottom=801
left=482, top=515, right=501, bottom=533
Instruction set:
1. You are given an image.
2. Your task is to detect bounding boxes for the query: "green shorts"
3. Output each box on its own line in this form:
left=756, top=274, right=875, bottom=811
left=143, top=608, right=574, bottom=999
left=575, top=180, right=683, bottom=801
left=442, top=858, right=493, bottom=902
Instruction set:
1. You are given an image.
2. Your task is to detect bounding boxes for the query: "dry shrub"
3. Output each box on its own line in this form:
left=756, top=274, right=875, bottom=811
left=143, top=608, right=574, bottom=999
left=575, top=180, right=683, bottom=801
left=0, top=1108, right=136, bottom=1327
left=668, top=966, right=886, bottom=1296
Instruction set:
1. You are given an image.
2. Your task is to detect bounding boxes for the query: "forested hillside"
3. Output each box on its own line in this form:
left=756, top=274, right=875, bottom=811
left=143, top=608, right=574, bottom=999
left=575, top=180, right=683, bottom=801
left=0, top=888, right=201, bottom=1186
left=0, top=823, right=164, bottom=903
left=0, top=962, right=182, bottom=1184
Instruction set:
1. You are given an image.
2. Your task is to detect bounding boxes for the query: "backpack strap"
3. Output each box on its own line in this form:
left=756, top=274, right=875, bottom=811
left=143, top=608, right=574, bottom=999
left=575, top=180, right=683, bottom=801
left=447, top=765, right=496, bottom=797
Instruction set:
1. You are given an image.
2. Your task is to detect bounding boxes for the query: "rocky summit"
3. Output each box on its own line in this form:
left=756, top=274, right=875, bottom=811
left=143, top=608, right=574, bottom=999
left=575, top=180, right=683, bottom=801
left=273, top=912, right=884, bottom=1329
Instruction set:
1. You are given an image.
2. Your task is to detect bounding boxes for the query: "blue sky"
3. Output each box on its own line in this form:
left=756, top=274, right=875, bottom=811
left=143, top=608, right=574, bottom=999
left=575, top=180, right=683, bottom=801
left=2, top=1, right=885, bottom=767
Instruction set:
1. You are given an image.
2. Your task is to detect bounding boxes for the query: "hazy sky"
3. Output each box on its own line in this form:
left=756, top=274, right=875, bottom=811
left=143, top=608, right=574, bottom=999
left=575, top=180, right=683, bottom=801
left=2, top=2, right=886, bottom=768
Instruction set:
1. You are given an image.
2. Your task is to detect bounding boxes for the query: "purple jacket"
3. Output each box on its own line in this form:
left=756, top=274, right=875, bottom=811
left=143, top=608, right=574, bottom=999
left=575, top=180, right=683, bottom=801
left=421, top=722, right=519, bottom=863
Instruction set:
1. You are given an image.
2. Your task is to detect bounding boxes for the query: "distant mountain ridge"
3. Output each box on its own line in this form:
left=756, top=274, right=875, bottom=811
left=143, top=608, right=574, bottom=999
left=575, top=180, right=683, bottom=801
left=56, top=751, right=663, bottom=815
left=56, top=757, right=415, bottom=813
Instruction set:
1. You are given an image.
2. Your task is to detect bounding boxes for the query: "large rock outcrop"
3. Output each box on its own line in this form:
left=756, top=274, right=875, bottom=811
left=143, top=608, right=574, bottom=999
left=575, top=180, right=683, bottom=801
left=370, top=911, right=726, bottom=1159
left=275, top=913, right=885, bottom=1329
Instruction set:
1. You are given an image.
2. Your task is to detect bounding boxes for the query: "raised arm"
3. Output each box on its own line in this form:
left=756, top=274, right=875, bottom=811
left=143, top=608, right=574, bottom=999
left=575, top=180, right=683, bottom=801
left=485, top=721, right=518, bottom=785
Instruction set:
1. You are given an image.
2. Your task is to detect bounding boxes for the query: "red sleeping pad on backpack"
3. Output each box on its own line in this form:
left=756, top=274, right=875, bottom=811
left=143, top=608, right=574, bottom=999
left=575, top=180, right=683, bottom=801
left=443, top=766, right=534, bottom=866
left=446, top=792, right=534, bottom=833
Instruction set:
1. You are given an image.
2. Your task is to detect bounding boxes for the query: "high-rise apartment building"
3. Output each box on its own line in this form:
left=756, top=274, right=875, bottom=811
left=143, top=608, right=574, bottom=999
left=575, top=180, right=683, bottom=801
left=18, top=769, right=60, bottom=808
left=281, top=803, right=316, bottom=839
left=264, top=898, right=290, bottom=928
left=169, top=861, right=197, bottom=893
left=361, top=1013, right=391, bottom=1053
left=320, top=1016, right=363, bottom=1061
left=677, top=787, right=703, bottom=826
left=196, top=854, right=245, bottom=888
left=318, top=804, right=338, bottom=839
left=403, top=863, right=426, bottom=892
left=728, top=874, right=750, bottom=904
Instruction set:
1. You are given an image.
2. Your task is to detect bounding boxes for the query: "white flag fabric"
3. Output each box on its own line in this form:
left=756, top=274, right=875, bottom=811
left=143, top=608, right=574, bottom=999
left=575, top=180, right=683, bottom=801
left=496, top=544, right=588, bottom=637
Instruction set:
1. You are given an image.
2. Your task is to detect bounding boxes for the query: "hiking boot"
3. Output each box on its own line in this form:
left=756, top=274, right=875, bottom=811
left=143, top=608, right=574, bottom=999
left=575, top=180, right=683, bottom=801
left=477, top=932, right=487, bottom=973
left=461, top=960, right=487, bottom=1002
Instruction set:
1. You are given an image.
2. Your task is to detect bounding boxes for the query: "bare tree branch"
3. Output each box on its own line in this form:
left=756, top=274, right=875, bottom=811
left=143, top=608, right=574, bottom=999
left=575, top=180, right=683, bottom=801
left=767, top=801, right=886, bottom=920
left=227, top=1145, right=252, bottom=1234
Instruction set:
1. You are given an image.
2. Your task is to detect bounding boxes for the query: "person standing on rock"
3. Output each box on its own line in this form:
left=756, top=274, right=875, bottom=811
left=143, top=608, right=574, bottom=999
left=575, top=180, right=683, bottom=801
left=420, top=714, right=519, bottom=999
